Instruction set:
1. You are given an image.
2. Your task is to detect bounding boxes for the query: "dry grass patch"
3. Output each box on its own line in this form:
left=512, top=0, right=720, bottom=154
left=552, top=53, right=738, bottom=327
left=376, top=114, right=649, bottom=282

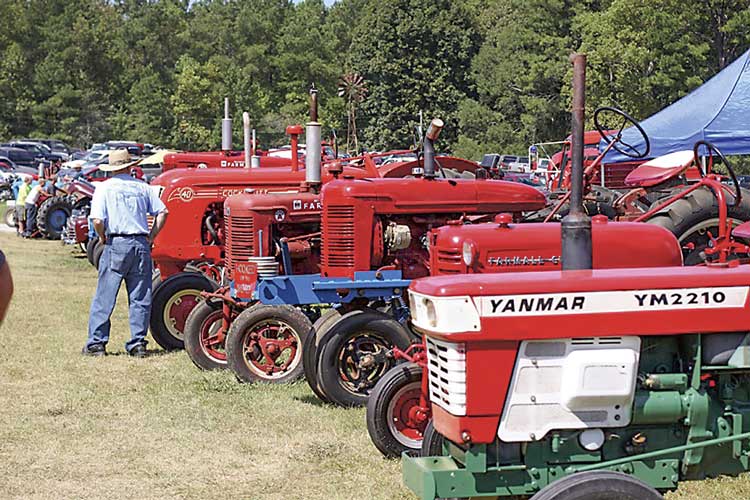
left=0, top=233, right=747, bottom=499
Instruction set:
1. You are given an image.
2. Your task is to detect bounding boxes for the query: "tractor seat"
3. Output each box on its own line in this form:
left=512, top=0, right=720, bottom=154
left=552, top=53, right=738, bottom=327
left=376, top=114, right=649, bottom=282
left=624, top=150, right=695, bottom=188
left=732, top=220, right=750, bottom=239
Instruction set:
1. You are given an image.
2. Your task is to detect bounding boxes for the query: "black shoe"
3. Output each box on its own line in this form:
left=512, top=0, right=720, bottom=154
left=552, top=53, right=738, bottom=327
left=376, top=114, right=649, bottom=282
left=128, top=344, right=147, bottom=358
left=82, top=344, right=106, bottom=357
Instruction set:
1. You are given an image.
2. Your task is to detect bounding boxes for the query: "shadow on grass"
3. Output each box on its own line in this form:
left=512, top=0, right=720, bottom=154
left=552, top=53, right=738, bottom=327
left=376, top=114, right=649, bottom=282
left=294, top=394, right=332, bottom=408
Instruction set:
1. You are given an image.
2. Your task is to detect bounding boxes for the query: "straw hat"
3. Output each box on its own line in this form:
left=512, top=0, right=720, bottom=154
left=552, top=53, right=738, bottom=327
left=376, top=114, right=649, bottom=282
left=100, top=149, right=137, bottom=172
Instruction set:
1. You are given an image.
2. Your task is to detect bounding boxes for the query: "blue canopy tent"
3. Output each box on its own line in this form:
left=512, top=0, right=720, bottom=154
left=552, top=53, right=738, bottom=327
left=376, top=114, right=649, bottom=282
left=603, top=49, right=750, bottom=163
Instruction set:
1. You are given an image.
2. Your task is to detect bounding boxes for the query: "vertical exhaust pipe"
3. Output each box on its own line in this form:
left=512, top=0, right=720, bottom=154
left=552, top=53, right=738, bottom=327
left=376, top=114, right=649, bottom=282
left=305, top=87, right=321, bottom=186
left=423, top=118, right=444, bottom=179
left=243, top=112, right=252, bottom=169
left=561, top=53, right=592, bottom=271
left=251, top=128, right=260, bottom=168
left=221, top=97, right=232, bottom=153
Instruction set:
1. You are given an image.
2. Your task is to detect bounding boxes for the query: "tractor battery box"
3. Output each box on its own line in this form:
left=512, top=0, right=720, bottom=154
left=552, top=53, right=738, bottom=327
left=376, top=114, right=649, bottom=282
left=498, top=336, right=640, bottom=442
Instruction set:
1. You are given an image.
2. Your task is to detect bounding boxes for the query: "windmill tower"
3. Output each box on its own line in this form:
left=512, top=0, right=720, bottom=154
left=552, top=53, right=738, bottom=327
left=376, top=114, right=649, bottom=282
left=337, top=73, right=368, bottom=154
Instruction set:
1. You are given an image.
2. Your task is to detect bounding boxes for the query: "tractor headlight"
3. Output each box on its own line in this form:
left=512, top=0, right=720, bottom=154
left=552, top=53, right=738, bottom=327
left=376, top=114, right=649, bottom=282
left=424, top=297, right=437, bottom=328
left=462, top=240, right=477, bottom=267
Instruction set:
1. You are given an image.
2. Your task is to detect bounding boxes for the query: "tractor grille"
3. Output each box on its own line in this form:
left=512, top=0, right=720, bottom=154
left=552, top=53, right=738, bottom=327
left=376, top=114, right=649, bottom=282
left=426, top=336, right=467, bottom=416
left=321, top=205, right=355, bottom=273
left=225, top=214, right=254, bottom=276
left=435, top=249, right=462, bottom=274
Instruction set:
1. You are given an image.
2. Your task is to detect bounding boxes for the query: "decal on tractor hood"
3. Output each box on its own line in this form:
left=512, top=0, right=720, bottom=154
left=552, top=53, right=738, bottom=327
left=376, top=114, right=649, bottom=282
left=292, top=199, right=322, bottom=211
left=479, top=286, right=749, bottom=317
left=488, top=255, right=561, bottom=267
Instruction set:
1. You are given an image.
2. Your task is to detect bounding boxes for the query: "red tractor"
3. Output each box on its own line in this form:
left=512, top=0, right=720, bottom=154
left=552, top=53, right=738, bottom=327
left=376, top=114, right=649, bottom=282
left=148, top=96, right=480, bottom=351
left=184, top=119, right=548, bottom=389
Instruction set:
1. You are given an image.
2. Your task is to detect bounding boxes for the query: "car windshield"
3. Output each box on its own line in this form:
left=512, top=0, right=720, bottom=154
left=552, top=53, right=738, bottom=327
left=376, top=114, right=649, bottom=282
left=84, top=151, right=108, bottom=161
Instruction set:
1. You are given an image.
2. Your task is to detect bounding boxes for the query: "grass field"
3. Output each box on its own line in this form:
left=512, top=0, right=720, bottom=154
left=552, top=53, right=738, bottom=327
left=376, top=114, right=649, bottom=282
left=1, top=232, right=750, bottom=499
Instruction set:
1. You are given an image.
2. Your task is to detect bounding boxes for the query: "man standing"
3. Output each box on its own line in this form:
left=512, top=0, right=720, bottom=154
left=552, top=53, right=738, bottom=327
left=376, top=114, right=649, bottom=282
left=23, top=177, right=44, bottom=237
left=83, top=149, right=168, bottom=357
left=15, top=176, right=31, bottom=236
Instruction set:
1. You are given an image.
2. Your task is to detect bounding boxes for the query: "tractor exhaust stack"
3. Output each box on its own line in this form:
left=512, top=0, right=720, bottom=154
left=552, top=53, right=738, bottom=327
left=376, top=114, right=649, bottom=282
left=561, top=53, right=593, bottom=271
left=221, top=97, right=232, bottom=153
left=423, top=118, right=444, bottom=179
left=243, top=112, right=252, bottom=169
left=305, top=87, right=322, bottom=186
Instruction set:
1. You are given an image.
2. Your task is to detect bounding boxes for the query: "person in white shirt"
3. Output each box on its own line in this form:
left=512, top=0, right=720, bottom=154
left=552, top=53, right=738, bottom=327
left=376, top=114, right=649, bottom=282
left=23, top=179, right=45, bottom=237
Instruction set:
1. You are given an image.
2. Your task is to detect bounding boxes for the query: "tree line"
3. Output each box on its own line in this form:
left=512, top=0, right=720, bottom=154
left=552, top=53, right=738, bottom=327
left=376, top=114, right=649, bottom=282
left=0, top=0, right=748, bottom=160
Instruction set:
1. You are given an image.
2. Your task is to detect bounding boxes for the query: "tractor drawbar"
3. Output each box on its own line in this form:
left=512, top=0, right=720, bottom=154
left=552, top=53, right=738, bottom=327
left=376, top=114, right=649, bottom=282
left=561, top=53, right=593, bottom=271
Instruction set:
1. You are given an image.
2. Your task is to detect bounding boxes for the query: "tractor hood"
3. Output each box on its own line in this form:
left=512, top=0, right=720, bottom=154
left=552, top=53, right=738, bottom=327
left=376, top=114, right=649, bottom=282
left=321, top=177, right=546, bottom=214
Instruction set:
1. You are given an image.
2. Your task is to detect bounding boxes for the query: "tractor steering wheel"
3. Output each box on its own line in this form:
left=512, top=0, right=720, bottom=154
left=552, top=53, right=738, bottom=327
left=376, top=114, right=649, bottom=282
left=693, top=140, right=741, bottom=207
left=593, top=106, right=650, bottom=159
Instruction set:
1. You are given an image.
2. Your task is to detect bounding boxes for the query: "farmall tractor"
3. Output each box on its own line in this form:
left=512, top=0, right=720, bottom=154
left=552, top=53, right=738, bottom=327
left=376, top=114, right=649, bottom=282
left=148, top=90, right=479, bottom=351
left=400, top=54, right=750, bottom=500
left=185, top=118, right=548, bottom=388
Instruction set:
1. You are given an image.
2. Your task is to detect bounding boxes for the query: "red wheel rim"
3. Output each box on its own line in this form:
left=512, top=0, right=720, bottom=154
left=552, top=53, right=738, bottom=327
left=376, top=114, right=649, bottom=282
left=199, top=309, right=226, bottom=363
left=386, top=381, right=426, bottom=448
left=241, top=319, right=301, bottom=380
left=164, top=289, right=202, bottom=339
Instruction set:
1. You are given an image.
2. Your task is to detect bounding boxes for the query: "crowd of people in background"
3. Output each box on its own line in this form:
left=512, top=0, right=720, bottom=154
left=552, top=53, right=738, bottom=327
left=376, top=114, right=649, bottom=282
left=11, top=159, right=69, bottom=238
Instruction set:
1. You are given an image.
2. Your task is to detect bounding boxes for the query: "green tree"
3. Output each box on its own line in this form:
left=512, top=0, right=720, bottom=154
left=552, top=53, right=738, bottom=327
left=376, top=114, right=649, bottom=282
left=348, top=0, right=480, bottom=151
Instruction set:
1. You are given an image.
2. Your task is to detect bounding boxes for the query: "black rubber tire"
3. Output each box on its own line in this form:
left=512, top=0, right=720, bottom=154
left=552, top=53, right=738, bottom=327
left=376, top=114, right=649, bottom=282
left=4, top=206, right=16, bottom=227
left=225, top=304, right=310, bottom=384
left=420, top=420, right=445, bottom=457
left=304, top=308, right=366, bottom=403
left=86, top=236, right=99, bottom=266
left=37, top=195, right=72, bottom=240
left=184, top=298, right=227, bottom=371
left=149, top=272, right=218, bottom=351
left=530, top=471, right=663, bottom=500
left=92, top=239, right=105, bottom=269
left=366, top=362, right=425, bottom=458
left=646, top=186, right=750, bottom=265
left=316, top=310, right=413, bottom=407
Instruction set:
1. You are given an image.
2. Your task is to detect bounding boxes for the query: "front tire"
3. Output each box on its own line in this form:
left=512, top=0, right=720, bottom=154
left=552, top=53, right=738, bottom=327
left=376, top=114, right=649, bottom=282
left=184, top=299, right=228, bottom=370
left=316, top=310, right=413, bottom=407
left=225, top=304, right=310, bottom=384
left=530, top=471, right=663, bottom=500
left=149, top=272, right=218, bottom=350
left=366, top=362, right=427, bottom=458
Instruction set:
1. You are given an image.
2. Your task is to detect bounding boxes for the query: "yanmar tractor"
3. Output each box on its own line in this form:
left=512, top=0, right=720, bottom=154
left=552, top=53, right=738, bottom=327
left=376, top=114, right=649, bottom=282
left=401, top=54, right=750, bottom=500
left=185, top=118, right=547, bottom=389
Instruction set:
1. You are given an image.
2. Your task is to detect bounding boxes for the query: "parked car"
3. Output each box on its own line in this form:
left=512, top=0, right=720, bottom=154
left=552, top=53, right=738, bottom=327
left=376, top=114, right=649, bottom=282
left=21, top=138, right=73, bottom=159
left=3, top=141, right=64, bottom=163
left=0, top=146, right=38, bottom=168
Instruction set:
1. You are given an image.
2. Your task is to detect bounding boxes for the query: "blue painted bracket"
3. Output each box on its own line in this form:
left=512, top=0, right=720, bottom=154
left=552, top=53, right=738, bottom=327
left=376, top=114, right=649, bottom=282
left=231, top=270, right=411, bottom=306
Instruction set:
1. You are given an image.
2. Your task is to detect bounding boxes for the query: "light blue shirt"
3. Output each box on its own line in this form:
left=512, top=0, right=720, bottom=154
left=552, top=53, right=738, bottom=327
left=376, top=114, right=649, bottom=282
left=90, top=174, right=166, bottom=235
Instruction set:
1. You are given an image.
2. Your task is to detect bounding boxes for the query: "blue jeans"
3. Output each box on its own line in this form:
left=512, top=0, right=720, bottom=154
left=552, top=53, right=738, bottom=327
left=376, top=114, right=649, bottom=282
left=87, top=236, right=152, bottom=352
left=24, top=203, right=37, bottom=236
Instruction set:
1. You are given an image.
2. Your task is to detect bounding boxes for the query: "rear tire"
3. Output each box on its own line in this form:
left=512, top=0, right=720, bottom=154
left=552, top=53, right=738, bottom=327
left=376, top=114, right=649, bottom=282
left=86, top=236, right=99, bottom=266
left=149, top=272, right=218, bottom=350
left=184, top=299, right=227, bottom=370
left=37, top=195, right=72, bottom=240
left=316, top=310, right=413, bottom=407
left=366, top=362, right=427, bottom=458
left=92, top=239, right=105, bottom=269
left=225, top=304, right=309, bottom=384
left=4, top=206, right=16, bottom=227
left=530, top=471, right=663, bottom=500
left=646, top=186, right=750, bottom=265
